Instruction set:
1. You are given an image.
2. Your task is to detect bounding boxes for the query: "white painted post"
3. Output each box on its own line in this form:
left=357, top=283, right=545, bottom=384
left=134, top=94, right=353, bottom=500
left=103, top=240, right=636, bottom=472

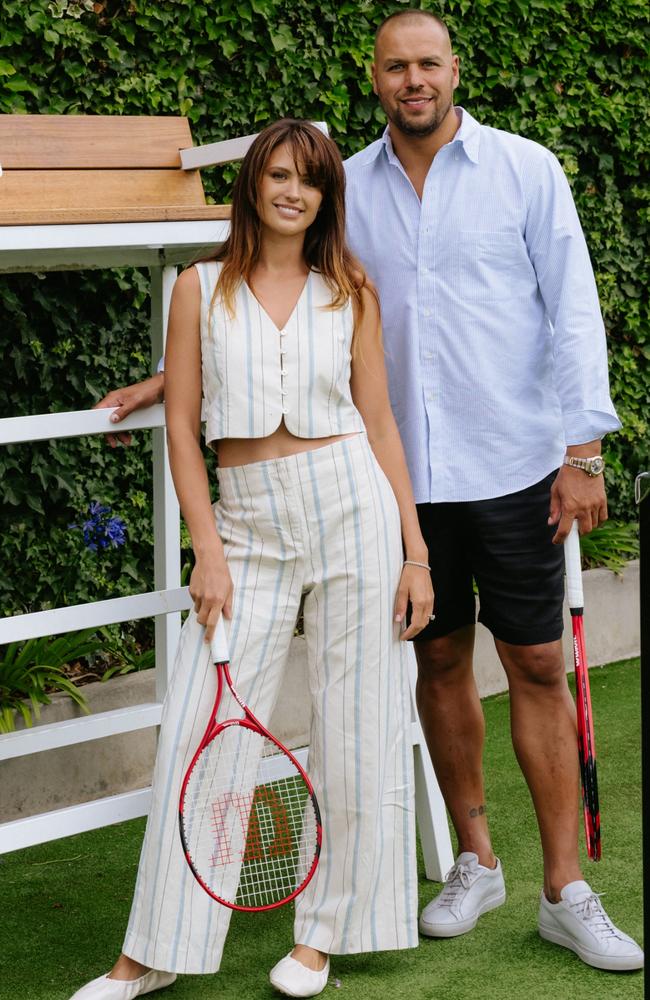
left=151, top=264, right=181, bottom=699
left=408, top=650, right=454, bottom=881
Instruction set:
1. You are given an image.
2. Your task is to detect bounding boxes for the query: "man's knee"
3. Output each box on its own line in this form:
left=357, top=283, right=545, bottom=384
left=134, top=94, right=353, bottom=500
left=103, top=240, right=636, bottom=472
left=415, top=626, right=475, bottom=683
left=498, top=639, right=566, bottom=688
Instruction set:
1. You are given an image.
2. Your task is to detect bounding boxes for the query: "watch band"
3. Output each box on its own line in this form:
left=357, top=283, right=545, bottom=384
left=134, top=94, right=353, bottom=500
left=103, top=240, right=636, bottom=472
left=563, top=455, right=605, bottom=477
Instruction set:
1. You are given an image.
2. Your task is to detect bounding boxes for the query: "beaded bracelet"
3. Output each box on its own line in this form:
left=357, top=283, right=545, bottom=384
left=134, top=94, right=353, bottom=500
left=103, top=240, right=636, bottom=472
left=403, top=559, right=431, bottom=571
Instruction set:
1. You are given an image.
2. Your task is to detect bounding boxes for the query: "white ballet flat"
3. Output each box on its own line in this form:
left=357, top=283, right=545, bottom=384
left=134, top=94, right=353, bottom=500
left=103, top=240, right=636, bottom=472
left=269, top=953, right=330, bottom=997
left=68, top=969, right=177, bottom=1000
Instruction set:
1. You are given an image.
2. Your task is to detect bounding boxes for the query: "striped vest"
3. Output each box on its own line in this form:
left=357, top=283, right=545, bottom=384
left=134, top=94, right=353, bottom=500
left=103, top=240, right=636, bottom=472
left=196, top=262, right=365, bottom=444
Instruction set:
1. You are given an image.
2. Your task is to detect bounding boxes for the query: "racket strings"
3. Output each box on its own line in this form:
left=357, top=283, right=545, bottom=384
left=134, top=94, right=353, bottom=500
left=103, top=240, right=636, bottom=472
left=181, top=724, right=319, bottom=908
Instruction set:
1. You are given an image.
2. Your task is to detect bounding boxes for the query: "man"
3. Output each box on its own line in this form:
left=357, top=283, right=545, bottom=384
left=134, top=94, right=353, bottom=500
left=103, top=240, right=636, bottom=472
left=97, top=9, right=642, bottom=973
left=344, top=9, right=641, bottom=973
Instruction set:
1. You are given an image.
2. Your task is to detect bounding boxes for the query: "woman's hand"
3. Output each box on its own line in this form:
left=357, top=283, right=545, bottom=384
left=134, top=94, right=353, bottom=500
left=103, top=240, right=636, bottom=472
left=394, top=563, right=434, bottom=641
left=189, top=554, right=234, bottom=644
left=93, top=373, right=165, bottom=448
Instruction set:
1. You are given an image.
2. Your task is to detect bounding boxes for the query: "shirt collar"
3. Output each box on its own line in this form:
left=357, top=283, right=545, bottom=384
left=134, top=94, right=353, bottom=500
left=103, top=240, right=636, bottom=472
left=363, top=106, right=481, bottom=166
left=451, top=107, right=481, bottom=163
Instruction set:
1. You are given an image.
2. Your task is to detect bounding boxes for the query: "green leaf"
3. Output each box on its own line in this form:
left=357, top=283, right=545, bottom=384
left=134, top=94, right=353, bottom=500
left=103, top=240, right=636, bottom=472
left=220, top=37, right=239, bottom=58
left=25, top=494, right=45, bottom=515
left=270, top=23, right=293, bottom=51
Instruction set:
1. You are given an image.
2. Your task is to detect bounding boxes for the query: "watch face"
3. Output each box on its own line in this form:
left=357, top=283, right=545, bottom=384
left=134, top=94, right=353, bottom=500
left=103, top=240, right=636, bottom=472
left=589, top=457, right=605, bottom=475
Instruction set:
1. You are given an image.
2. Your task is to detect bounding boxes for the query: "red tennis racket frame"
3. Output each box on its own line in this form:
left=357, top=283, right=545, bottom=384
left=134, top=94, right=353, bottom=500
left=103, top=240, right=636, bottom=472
left=565, top=520, right=601, bottom=861
left=178, top=620, right=322, bottom=911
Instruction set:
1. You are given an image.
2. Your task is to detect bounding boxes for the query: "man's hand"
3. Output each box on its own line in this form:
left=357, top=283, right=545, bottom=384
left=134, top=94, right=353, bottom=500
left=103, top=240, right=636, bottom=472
left=548, top=441, right=608, bottom=544
left=93, top=373, right=165, bottom=447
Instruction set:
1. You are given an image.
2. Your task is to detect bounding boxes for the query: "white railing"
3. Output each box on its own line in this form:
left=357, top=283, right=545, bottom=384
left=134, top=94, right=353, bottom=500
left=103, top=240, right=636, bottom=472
left=0, top=263, right=181, bottom=853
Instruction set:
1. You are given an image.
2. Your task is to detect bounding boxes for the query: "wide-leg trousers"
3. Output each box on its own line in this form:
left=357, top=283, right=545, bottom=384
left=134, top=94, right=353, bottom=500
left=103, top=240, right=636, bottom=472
left=123, top=433, right=418, bottom=974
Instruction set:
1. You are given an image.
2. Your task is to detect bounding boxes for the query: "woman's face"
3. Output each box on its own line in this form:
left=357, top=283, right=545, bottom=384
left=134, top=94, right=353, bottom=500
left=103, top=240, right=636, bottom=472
left=257, top=142, right=324, bottom=238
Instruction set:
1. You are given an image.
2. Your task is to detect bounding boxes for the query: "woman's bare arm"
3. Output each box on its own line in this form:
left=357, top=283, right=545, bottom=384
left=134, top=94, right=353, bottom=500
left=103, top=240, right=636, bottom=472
left=165, top=267, right=232, bottom=639
left=350, top=286, right=433, bottom=639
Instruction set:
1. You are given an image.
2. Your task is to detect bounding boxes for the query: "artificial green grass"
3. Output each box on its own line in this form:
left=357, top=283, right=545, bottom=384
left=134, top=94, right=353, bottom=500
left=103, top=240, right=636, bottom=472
left=0, top=659, right=642, bottom=1000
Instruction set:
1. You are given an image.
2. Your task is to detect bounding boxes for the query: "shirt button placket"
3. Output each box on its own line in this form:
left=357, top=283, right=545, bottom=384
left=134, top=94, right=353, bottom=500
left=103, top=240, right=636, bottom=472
left=280, top=329, right=289, bottom=414
left=419, top=168, right=441, bottom=492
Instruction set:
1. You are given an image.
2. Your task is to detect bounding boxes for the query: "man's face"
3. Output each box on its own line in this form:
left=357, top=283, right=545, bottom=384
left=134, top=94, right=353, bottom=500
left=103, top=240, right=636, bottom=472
left=372, top=18, right=459, bottom=138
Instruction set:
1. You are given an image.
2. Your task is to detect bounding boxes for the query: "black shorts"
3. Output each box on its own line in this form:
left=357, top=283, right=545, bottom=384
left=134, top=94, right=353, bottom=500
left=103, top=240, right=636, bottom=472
left=414, top=471, right=565, bottom=646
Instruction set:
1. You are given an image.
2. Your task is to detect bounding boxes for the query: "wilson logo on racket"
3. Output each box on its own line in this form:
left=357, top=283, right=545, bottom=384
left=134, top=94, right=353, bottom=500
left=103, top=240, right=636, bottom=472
left=178, top=619, right=322, bottom=911
left=209, top=786, right=295, bottom=867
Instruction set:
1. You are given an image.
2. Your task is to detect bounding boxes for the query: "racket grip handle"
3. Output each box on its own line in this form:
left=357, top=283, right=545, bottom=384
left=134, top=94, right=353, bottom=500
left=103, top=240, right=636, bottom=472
left=564, top=520, right=584, bottom=612
left=210, top=617, right=230, bottom=663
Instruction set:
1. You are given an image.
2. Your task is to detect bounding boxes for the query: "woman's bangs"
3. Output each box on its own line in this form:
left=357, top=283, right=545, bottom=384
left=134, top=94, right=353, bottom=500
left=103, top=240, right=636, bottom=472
left=286, top=128, right=334, bottom=191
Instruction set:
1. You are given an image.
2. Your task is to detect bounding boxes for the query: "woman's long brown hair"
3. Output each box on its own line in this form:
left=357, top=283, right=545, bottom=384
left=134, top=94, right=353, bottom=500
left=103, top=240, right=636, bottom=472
left=210, top=119, right=367, bottom=321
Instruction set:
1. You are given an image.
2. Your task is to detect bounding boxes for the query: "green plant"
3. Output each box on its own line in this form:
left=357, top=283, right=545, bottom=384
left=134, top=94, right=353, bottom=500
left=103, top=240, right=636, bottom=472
left=579, top=520, right=640, bottom=574
left=98, top=624, right=156, bottom=680
left=0, top=629, right=100, bottom=732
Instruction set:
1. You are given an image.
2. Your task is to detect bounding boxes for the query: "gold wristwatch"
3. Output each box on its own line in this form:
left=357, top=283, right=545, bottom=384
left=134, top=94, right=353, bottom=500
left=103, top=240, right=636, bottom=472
left=563, top=455, right=605, bottom=477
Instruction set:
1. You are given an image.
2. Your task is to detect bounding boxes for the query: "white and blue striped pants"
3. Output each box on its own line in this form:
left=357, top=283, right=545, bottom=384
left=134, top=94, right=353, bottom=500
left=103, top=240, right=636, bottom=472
left=123, top=433, right=418, bottom=974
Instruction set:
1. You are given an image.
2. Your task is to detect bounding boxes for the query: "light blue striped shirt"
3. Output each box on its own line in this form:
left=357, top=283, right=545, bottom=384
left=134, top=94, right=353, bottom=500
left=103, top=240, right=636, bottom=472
left=344, top=108, right=621, bottom=504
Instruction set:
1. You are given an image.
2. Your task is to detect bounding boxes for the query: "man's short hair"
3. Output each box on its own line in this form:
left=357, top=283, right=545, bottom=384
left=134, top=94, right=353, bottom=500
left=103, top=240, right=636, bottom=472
left=375, top=8, right=451, bottom=48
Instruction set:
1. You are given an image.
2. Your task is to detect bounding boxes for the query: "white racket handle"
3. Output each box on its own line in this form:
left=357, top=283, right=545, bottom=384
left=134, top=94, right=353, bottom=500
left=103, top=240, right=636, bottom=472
left=564, top=520, right=584, bottom=612
left=210, top=616, right=230, bottom=663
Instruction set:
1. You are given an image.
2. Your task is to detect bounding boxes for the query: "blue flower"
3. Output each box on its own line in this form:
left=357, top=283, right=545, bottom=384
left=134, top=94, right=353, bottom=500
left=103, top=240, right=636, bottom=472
left=105, top=516, right=127, bottom=547
left=71, top=502, right=127, bottom=552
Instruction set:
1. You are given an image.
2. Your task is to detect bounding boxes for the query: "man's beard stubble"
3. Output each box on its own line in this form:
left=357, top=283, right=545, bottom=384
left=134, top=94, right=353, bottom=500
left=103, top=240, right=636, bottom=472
left=381, top=94, right=453, bottom=138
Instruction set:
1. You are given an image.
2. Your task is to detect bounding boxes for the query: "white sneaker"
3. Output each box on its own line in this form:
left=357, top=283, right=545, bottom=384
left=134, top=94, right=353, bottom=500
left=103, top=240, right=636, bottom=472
left=538, top=880, right=644, bottom=971
left=419, top=852, right=506, bottom=937
left=269, top=953, right=330, bottom=997
left=69, top=969, right=177, bottom=1000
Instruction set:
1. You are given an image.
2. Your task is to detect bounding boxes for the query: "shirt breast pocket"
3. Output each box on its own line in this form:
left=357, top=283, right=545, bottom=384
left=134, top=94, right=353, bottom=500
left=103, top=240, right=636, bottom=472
left=453, top=230, right=533, bottom=302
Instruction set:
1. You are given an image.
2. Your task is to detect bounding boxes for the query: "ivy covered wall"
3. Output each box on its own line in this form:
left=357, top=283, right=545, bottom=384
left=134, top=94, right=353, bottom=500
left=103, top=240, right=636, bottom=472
left=0, top=0, right=647, bottom=613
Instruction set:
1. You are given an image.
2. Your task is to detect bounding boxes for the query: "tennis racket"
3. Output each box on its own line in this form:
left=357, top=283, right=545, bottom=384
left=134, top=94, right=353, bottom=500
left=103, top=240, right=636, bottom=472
left=178, top=617, right=322, bottom=910
left=565, top=520, right=601, bottom=861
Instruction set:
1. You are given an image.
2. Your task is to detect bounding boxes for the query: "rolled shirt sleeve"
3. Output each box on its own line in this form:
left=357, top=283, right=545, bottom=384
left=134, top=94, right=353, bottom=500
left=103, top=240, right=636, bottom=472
left=522, top=149, right=621, bottom=444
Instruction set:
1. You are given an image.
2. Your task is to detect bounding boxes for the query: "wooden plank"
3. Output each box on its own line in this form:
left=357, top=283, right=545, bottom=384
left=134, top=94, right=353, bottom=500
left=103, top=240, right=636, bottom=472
left=0, top=114, right=192, bottom=169
left=0, top=165, right=232, bottom=224
left=0, top=167, right=205, bottom=208
left=0, top=204, right=231, bottom=225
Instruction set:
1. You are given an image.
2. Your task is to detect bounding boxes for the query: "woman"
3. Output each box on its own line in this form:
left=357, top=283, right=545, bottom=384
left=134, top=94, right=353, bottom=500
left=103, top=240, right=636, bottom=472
left=70, top=119, right=433, bottom=1000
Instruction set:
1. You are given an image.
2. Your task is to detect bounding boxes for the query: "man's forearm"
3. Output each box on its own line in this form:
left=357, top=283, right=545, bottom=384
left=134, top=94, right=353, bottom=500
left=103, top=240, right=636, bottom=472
left=565, top=439, right=601, bottom=458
